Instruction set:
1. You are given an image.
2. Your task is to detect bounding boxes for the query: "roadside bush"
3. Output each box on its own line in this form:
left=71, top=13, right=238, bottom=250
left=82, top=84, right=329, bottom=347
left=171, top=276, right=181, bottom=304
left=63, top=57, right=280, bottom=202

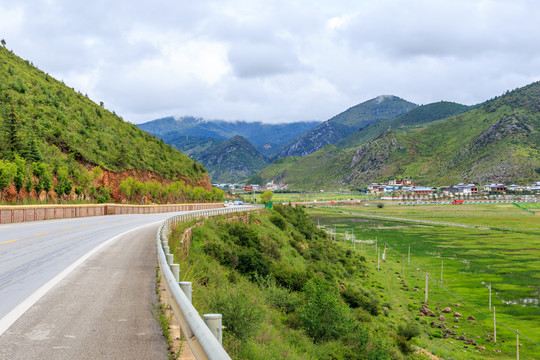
left=397, top=321, right=421, bottom=340
left=299, top=278, right=354, bottom=343
left=269, top=213, right=287, bottom=230
left=258, top=276, right=299, bottom=314
left=377, top=203, right=384, bottom=209
left=236, top=248, right=270, bottom=279
left=226, top=222, right=260, bottom=248
left=209, top=286, right=265, bottom=341
left=340, top=285, right=379, bottom=315
left=272, top=263, right=310, bottom=291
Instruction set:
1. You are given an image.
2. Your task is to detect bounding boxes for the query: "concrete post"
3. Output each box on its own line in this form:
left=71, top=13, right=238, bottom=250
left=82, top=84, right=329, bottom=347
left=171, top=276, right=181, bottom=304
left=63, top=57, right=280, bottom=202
left=166, top=253, right=174, bottom=266
left=179, top=282, right=192, bottom=303
left=163, top=245, right=170, bottom=255
left=441, top=260, right=443, bottom=284
left=204, top=314, right=223, bottom=345
left=171, top=264, right=180, bottom=283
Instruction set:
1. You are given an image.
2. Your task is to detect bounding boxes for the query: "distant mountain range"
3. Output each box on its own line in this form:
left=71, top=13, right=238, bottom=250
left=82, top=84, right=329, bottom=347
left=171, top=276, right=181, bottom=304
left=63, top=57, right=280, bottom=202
left=138, top=97, right=420, bottom=183
left=249, top=82, right=540, bottom=188
left=137, top=116, right=320, bottom=158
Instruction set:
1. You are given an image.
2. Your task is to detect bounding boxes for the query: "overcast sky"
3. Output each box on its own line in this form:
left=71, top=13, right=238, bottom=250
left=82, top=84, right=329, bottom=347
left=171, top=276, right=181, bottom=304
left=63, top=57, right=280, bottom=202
left=2, top=0, right=540, bottom=124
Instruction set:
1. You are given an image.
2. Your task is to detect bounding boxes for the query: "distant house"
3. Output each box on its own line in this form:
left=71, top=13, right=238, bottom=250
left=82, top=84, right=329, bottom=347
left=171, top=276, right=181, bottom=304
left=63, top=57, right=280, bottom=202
left=483, top=183, right=507, bottom=192
left=388, top=178, right=412, bottom=186
left=443, top=183, right=478, bottom=196
left=412, top=186, right=435, bottom=196
left=507, top=184, right=523, bottom=192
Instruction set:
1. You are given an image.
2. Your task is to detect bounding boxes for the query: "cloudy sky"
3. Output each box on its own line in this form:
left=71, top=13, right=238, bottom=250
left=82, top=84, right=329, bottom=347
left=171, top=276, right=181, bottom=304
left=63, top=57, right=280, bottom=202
left=1, top=0, right=540, bottom=124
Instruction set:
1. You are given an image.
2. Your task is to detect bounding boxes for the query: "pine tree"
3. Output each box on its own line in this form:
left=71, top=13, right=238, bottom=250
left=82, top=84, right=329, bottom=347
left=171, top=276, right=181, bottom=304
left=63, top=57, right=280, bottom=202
left=3, top=104, right=25, bottom=159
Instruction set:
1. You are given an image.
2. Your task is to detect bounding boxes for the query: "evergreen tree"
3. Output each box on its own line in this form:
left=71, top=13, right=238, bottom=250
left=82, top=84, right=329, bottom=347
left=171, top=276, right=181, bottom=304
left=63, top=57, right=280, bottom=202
left=3, top=104, right=25, bottom=159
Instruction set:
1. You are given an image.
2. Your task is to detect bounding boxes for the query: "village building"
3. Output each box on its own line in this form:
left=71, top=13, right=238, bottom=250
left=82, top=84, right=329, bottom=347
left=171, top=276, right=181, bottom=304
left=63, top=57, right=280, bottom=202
left=412, top=186, right=435, bottom=196
left=483, top=183, right=508, bottom=192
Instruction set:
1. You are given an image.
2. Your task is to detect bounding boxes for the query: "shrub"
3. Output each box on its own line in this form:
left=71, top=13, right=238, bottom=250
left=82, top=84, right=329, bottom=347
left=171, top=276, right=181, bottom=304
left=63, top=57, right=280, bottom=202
left=226, top=222, right=260, bottom=248
left=236, top=249, right=270, bottom=279
left=377, top=203, right=384, bottom=208
left=258, top=276, right=299, bottom=314
left=269, top=213, right=287, bottom=230
left=209, top=286, right=264, bottom=341
left=272, top=263, right=309, bottom=291
left=396, top=321, right=421, bottom=340
left=340, top=286, right=379, bottom=315
left=299, top=278, right=354, bottom=342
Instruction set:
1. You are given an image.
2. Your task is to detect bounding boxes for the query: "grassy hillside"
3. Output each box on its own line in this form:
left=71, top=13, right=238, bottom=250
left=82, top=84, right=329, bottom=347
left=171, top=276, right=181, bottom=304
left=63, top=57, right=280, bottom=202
left=0, top=46, right=217, bottom=204
left=254, top=81, right=540, bottom=188
left=168, top=205, right=414, bottom=359
left=0, top=46, right=205, bottom=180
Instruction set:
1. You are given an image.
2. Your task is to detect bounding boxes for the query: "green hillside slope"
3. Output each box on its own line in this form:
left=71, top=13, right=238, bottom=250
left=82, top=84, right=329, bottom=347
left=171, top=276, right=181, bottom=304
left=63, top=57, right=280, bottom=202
left=0, top=46, right=215, bottom=204
left=0, top=46, right=205, bottom=180
left=198, top=135, right=268, bottom=183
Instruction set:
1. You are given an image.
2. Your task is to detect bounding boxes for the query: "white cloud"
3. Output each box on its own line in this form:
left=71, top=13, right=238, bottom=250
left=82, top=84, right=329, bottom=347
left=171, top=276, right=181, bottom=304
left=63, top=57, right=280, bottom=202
left=1, top=0, right=540, bottom=124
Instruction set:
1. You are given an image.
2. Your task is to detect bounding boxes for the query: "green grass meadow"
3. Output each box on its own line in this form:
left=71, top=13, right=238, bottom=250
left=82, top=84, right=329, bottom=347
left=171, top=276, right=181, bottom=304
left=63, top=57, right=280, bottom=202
left=309, top=203, right=540, bottom=359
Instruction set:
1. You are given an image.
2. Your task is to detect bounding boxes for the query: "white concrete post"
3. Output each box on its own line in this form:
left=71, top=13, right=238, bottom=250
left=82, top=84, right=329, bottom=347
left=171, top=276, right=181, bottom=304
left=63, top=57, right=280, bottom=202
left=441, top=260, right=443, bottom=283
left=204, top=314, right=223, bottom=345
left=166, top=253, right=174, bottom=266
left=171, top=264, right=180, bottom=283
left=377, top=247, right=380, bottom=271
left=163, top=245, right=170, bottom=255
left=179, top=281, right=192, bottom=303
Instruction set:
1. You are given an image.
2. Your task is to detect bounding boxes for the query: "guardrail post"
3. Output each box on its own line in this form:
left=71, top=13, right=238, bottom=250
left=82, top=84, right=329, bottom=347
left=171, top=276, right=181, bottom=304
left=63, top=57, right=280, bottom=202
left=180, top=281, right=192, bottom=303
left=203, top=314, right=223, bottom=345
left=167, top=253, right=174, bottom=265
left=163, top=245, right=170, bottom=254
left=171, top=264, right=180, bottom=283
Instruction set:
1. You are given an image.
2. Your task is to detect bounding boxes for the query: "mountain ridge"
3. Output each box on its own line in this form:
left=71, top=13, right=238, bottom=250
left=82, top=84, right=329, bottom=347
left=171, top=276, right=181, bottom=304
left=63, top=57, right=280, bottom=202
left=276, top=95, right=418, bottom=158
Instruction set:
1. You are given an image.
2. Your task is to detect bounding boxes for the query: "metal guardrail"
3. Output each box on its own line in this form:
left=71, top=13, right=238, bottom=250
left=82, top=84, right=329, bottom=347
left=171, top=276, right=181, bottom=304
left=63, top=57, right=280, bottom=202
left=156, top=205, right=263, bottom=360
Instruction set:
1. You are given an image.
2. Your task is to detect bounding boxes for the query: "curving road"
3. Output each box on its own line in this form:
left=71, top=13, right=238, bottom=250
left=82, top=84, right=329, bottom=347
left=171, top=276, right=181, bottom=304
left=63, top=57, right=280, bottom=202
left=0, top=211, right=190, bottom=359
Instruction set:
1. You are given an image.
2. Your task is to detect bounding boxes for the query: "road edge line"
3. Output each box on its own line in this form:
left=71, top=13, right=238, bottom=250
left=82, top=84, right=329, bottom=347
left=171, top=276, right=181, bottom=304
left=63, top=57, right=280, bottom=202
left=0, top=220, right=163, bottom=337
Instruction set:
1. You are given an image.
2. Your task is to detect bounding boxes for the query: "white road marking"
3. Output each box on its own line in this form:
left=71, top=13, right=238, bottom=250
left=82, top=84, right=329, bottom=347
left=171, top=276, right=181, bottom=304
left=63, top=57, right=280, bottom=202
left=0, top=221, right=163, bottom=337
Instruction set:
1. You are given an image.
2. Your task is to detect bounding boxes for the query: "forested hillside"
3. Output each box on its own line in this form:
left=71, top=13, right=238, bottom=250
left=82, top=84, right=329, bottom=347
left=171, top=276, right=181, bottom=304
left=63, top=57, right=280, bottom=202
left=0, top=46, right=218, bottom=203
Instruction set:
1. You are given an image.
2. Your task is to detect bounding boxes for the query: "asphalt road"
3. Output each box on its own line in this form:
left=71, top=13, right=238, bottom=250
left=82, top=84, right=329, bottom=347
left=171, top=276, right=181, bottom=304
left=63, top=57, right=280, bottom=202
left=0, top=212, right=187, bottom=359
